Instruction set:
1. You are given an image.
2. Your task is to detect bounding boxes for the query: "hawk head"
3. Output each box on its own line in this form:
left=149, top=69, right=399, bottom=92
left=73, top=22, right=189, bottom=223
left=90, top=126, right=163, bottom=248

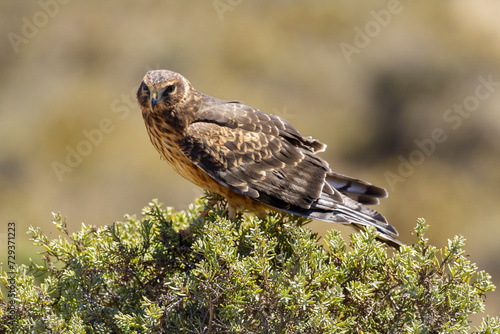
left=137, top=70, right=193, bottom=113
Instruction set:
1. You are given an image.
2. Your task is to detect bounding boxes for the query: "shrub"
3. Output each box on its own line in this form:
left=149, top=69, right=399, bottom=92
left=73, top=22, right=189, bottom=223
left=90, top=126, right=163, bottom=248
left=1, top=196, right=498, bottom=333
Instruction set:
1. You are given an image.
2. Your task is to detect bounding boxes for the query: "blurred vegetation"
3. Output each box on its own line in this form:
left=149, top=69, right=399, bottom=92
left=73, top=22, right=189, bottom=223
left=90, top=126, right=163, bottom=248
left=1, top=0, right=500, bottom=322
left=1, top=198, right=499, bottom=333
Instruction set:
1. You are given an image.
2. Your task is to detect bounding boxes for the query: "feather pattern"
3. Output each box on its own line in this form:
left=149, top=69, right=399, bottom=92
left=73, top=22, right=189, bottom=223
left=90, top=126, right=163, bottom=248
left=137, top=69, right=402, bottom=249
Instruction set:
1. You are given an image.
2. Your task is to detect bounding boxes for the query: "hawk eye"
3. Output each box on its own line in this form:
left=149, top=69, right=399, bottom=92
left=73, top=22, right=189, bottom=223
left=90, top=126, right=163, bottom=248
left=143, top=83, right=150, bottom=94
left=165, top=84, right=175, bottom=94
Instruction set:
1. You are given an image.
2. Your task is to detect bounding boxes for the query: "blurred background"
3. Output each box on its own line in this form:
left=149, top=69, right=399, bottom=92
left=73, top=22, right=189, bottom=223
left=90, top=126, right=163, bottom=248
left=1, top=0, right=499, bottom=323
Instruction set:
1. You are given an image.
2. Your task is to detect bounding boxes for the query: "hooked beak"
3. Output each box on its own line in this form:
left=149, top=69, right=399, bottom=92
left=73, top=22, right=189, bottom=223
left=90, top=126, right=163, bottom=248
left=151, top=89, right=158, bottom=109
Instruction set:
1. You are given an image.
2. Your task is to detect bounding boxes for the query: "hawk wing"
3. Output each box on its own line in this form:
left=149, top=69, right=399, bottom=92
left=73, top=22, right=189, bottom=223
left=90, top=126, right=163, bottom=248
left=181, top=101, right=334, bottom=209
left=179, top=100, right=400, bottom=247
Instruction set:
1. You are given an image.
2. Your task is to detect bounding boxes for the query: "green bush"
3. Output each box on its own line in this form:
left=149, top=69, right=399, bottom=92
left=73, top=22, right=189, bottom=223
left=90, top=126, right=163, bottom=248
left=1, top=196, right=499, bottom=333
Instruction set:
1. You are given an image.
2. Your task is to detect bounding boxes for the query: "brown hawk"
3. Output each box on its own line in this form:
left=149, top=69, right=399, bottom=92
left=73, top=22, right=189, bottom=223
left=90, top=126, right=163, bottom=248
left=137, top=70, right=402, bottom=248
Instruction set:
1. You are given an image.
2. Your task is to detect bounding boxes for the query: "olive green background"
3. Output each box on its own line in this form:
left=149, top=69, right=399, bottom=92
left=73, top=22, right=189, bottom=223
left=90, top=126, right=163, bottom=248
left=1, top=0, right=499, bottom=322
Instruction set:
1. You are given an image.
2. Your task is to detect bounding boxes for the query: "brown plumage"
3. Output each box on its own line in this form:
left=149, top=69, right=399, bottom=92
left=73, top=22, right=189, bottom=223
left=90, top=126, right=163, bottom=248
left=137, top=69, right=402, bottom=248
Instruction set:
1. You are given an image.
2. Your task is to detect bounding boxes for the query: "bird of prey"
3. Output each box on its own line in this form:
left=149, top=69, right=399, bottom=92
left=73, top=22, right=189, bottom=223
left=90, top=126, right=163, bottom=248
left=137, top=70, right=402, bottom=248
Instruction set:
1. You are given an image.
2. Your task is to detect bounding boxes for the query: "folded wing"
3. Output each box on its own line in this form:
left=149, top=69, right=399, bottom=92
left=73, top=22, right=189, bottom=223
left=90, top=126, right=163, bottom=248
left=179, top=100, right=401, bottom=248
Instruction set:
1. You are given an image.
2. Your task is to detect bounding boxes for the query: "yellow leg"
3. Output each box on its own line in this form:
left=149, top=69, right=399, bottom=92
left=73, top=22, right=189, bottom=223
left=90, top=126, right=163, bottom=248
left=228, top=204, right=237, bottom=220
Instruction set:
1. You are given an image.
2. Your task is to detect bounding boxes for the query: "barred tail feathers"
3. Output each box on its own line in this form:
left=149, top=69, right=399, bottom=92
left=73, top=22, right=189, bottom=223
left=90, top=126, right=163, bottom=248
left=326, top=171, right=388, bottom=205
